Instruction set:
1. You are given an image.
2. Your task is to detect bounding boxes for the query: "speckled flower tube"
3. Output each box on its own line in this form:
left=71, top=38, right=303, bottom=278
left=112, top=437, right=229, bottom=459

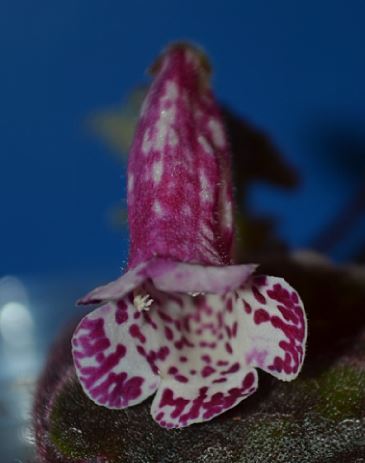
left=72, top=43, right=307, bottom=429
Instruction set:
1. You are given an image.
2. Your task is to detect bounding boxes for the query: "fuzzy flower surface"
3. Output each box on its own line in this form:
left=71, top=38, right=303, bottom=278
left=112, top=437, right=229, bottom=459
left=72, top=44, right=307, bottom=429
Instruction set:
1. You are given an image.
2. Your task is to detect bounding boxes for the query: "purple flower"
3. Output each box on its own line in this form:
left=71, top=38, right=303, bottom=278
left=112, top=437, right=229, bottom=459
left=72, top=43, right=307, bottom=429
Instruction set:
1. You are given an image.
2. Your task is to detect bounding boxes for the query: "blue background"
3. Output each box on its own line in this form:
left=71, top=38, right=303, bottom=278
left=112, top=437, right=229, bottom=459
left=2, top=0, right=365, bottom=277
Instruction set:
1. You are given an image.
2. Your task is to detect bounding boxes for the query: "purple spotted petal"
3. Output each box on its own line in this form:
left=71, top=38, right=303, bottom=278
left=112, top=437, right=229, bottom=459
left=140, top=289, right=258, bottom=427
left=73, top=275, right=306, bottom=426
left=78, top=258, right=257, bottom=305
left=151, top=369, right=257, bottom=428
left=72, top=299, right=160, bottom=409
left=236, top=275, right=307, bottom=381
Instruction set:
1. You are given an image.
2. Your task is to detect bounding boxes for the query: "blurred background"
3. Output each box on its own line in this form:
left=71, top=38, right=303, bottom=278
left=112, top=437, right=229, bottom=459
left=1, top=1, right=365, bottom=461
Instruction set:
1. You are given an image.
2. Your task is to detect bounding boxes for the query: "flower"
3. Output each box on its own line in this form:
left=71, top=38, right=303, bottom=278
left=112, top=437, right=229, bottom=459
left=72, top=43, right=307, bottom=429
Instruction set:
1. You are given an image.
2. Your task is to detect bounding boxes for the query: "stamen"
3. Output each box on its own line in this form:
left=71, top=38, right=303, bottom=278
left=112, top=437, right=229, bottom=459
left=133, top=291, right=154, bottom=311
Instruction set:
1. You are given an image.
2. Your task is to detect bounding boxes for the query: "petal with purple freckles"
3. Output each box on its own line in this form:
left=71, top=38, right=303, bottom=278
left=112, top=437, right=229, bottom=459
left=72, top=300, right=160, bottom=409
left=145, top=290, right=258, bottom=428
left=148, top=259, right=257, bottom=294
left=236, top=275, right=307, bottom=381
left=151, top=369, right=258, bottom=428
left=77, top=262, right=148, bottom=305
